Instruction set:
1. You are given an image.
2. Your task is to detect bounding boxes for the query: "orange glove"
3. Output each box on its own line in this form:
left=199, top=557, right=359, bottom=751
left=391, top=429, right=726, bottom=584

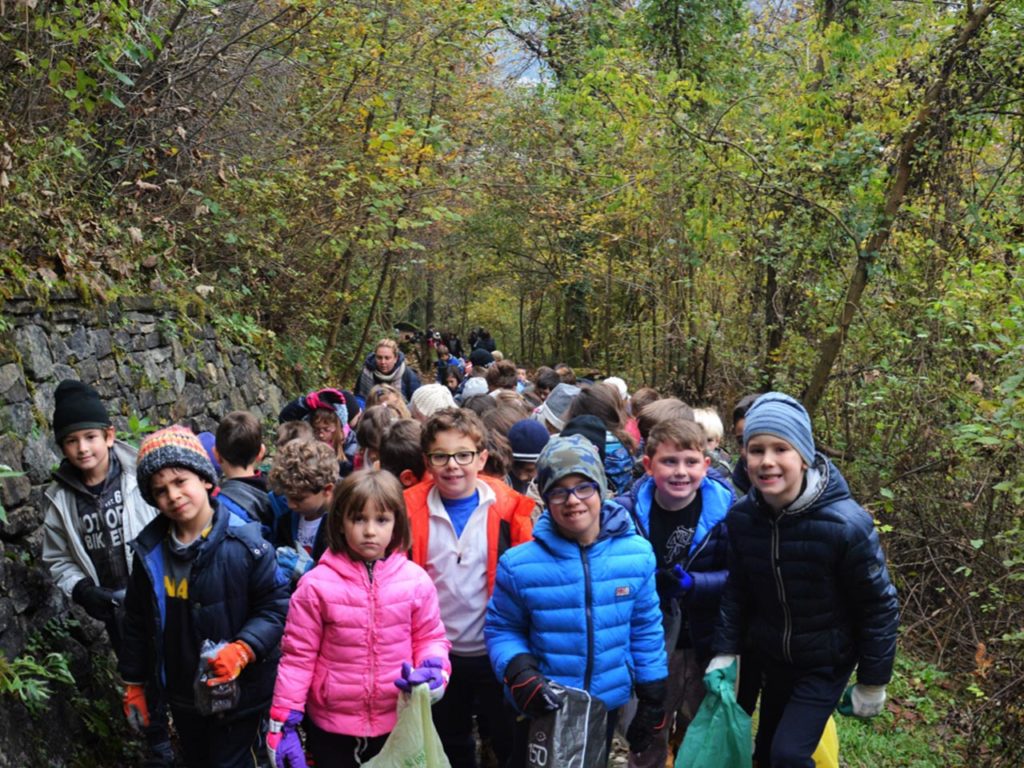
left=206, top=640, right=255, bottom=686
left=123, top=683, right=150, bottom=731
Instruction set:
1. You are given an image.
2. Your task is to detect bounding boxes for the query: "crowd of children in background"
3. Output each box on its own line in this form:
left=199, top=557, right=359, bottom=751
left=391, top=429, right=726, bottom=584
left=40, top=331, right=898, bottom=768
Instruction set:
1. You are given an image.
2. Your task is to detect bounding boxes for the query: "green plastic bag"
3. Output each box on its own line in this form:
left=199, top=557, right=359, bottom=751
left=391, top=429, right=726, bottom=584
left=362, top=684, right=452, bottom=768
left=676, top=660, right=752, bottom=768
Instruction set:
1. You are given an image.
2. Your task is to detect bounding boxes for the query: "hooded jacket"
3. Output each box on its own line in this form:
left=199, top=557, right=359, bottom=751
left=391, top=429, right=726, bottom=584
left=616, top=473, right=733, bottom=663
left=713, top=455, right=899, bottom=685
left=118, top=502, right=289, bottom=716
left=42, top=440, right=158, bottom=596
left=272, top=549, right=450, bottom=737
left=485, top=501, right=668, bottom=710
left=354, top=351, right=422, bottom=403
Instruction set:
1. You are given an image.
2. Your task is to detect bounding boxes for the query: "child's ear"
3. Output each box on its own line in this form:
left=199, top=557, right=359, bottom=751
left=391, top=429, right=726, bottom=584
left=257, top=444, right=267, bottom=462
left=322, top=482, right=335, bottom=498
left=642, top=455, right=653, bottom=476
left=212, top=446, right=223, bottom=463
left=398, top=469, right=419, bottom=488
left=702, top=456, right=711, bottom=468
left=104, top=426, right=116, bottom=446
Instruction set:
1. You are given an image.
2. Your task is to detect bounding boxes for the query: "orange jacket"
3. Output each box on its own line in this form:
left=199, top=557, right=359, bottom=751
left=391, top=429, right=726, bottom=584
left=405, top=475, right=534, bottom=595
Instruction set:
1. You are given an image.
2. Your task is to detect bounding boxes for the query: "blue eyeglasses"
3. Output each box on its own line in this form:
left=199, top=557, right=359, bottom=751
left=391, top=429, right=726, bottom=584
left=545, top=481, right=600, bottom=507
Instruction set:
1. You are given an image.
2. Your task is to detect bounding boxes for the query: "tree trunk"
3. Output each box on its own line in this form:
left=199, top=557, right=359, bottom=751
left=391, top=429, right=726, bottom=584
left=802, top=1, right=1000, bottom=415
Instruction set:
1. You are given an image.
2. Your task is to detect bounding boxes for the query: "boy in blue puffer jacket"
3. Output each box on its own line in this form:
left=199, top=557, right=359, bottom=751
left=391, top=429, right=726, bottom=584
left=710, top=393, right=899, bottom=768
left=485, top=434, right=668, bottom=765
left=615, top=419, right=733, bottom=768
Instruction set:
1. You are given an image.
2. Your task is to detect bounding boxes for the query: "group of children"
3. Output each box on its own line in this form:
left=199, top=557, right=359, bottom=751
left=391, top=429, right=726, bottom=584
left=40, top=348, right=899, bottom=768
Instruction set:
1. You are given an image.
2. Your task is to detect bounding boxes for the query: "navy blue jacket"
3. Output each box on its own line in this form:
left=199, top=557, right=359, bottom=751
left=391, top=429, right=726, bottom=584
left=616, top=474, right=733, bottom=664
left=485, top=501, right=667, bottom=711
left=118, top=501, right=289, bottom=716
left=713, top=456, right=899, bottom=685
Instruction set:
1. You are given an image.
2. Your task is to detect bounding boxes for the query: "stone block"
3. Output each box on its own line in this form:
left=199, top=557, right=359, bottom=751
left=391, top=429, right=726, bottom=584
left=32, top=380, right=57, bottom=424
left=0, top=362, right=28, bottom=404
left=98, top=357, right=117, bottom=379
left=171, top=383, right=206, bottom=421
left=23, top=435, right=59, bottom=484
left=0, top=435, right=31, bottom=510
left=63, top=325, right=94, bottom=361
left=0, top=502, right=41, bottom=538
left=76, top=357, right=99, bottom=384
left=90, top=328, right=113, bottom=359
left=14, top=325, right=53, bottom=380
left=0, top=402, right=35, bottom=435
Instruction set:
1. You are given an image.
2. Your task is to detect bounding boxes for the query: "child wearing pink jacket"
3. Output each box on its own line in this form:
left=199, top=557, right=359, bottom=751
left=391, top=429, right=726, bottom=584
left=267, top=470, right=451, bottom=768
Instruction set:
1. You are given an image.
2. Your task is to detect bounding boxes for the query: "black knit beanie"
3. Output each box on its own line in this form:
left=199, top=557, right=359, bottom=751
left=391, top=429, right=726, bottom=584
left=53, top=379, right=112, bottom=442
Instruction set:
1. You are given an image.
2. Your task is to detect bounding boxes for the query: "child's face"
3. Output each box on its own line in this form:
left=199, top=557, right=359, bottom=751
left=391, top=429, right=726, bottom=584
left=745, top=434, right=806, bottom=510
left=287, top=485, right=334, bottom=520
left=643, top=443, right=710, bottom=511
left=511, top=460, right=537, bottom=484
left=61, top=427, right=115, bottom=481
left=425, top=429, right=487, bottom=500
left=343, top=504, right=395, bottom=562
left=706, top=435, right=720, bottom=452
left=733, top=418, right=746, bottom=457
left=149, top=467, right=213, bottom=530
left=446, top=375, right=459, bottom=391
left=547, top=473, right=602, bottom=545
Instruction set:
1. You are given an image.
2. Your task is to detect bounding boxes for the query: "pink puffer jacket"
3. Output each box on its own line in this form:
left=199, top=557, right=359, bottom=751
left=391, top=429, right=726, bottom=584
left=272, top=548, right=450, bottom=736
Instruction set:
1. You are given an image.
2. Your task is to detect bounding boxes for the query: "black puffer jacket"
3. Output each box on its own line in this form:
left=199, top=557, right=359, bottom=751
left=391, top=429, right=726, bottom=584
left=713, top=456, right=898, bottom=685
left=119, top=501, right=289, bottom=716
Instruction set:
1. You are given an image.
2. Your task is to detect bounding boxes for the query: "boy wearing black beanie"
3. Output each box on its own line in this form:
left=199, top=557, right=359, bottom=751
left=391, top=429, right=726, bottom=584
left=41, top=380, right=173, bottom=765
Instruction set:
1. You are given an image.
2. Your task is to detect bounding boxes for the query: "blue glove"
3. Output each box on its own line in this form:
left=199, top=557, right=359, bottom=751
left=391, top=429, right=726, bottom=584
left=276, top=546, right=314, bottom=582
left=672, top=564, right=694, bottom=593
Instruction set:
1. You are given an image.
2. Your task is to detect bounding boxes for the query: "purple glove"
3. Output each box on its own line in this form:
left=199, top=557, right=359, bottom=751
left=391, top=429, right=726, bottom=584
left=267, top=707, right=306, bottom=768
left=394, top=657, right=448, bottom=694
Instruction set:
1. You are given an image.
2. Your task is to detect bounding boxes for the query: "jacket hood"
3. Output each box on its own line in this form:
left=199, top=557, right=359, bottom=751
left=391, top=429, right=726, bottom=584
left=749, top=453, right=851, bottom=518
left=50, top=440, right=138, bottom=497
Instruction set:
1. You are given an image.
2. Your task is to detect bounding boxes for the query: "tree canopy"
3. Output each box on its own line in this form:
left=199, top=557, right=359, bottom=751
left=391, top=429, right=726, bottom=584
left=2, top=1, right=1023, bottom=761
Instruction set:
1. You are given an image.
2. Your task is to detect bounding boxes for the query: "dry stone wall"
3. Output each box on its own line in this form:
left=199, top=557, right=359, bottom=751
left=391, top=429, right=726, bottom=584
left=0, top=291, right=292, bottom=765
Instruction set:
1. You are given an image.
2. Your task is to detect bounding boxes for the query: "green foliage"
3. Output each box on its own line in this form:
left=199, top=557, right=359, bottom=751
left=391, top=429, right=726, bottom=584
left=117, top=414, right=155, bottom=449
left=0, top=650, right=75, bottom=715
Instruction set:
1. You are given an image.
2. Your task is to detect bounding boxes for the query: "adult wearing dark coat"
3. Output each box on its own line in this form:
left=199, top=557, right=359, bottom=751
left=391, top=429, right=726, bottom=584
left=353, top=338, right=421, bottom=403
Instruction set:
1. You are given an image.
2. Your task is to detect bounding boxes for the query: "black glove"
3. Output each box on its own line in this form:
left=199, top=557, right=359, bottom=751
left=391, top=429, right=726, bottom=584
left=72, top=578, right=122, bottom=622
left=626, top=680, right=668, bottom=754
left=504, top=654, right=565, bottom=718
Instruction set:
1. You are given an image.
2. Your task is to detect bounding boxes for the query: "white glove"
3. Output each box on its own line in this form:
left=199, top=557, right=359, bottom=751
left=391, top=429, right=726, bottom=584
left=839, top=683, right=887, bottom=717
left=705, top=654, right=738, bottom=674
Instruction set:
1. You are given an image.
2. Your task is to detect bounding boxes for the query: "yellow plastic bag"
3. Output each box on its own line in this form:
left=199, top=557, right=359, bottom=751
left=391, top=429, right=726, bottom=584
left=362, top=685, right=452, bottom=768
left=812, top=715, right=839, bottom=768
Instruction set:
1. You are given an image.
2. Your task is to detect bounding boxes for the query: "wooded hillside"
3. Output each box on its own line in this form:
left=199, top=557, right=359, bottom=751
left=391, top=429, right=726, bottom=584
left=1, top=1, right=1022, bottom=762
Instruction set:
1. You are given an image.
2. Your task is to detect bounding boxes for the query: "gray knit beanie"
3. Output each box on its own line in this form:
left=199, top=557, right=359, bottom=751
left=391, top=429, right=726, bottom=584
left=742, top=392, right=816, bottom=465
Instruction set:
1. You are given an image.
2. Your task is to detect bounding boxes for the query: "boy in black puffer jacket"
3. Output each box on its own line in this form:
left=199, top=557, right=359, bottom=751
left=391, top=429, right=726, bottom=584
left=710, top=393, right=899, bottom=768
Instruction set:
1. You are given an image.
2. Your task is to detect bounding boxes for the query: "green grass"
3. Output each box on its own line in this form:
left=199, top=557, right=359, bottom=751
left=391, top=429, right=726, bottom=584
left=835, top=653, right=967, bottom=767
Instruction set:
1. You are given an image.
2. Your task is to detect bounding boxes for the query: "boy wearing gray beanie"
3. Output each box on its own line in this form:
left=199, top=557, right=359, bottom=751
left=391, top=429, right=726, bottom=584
left=708, top=392, right=899, bottom=767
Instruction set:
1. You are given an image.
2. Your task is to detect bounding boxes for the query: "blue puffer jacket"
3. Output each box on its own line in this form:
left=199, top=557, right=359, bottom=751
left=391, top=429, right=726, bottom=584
left=485, top=501, right=668, bottom=711
left=603, top=433, right=636, bottom=496
left=616, top=474, right=733, bottom=663
left=713, top=455, right=899, bottom=685
left=119, top=501, right=290, bottom=716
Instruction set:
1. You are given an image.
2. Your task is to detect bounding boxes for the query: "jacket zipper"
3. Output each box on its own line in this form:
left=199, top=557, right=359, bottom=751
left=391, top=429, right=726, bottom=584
left=366, top=561, right=376, bottom=729
left=685, top=530, right=712, bottom=570
left=580, top=546, right=595, bottom=690
left=769, top=519, right=793, bottom=663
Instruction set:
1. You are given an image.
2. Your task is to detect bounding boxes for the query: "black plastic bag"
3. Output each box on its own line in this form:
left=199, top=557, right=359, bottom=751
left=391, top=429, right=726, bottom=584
left=526, top=684, right=607, bottom=768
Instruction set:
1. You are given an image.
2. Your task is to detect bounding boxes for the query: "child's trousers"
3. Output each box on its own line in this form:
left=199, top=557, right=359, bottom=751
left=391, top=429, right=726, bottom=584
left=305, top=719, right=388, bottom=768
left=171, top=706, right=263, bottom=768
left=627, top=646, right=705, bottom=768
left=431, top=653, right=514, bottom=768
left=754, top=660, right=854, bottom=768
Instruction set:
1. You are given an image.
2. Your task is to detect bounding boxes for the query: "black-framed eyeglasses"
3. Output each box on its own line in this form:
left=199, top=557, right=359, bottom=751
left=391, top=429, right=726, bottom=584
left=426, top=451, right=479, bottom=468
left=545, top=481, right=600, bottom=507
